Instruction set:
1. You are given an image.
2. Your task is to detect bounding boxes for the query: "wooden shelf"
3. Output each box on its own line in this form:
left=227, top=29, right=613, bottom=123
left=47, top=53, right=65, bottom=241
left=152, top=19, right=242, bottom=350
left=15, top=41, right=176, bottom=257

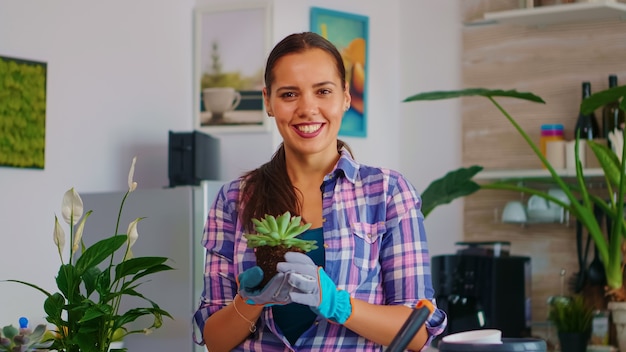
left=477, top=168, right=604, bottom=180
left=469, top=0, right=626, bottom=27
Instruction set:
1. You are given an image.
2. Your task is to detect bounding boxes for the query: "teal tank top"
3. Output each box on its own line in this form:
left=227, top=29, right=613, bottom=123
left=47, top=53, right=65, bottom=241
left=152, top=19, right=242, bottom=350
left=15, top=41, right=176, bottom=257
left=272, top=227, right=325, bottom=345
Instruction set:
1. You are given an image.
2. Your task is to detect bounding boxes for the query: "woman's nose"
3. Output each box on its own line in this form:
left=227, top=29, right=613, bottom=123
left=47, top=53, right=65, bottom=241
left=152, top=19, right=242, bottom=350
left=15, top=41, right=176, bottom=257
left=295, top=93, right=318, bottom=117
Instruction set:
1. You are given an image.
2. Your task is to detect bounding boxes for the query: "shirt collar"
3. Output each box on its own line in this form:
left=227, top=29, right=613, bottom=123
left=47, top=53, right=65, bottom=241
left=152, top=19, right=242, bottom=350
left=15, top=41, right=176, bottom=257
left=331, top=148, right=360, bottom=184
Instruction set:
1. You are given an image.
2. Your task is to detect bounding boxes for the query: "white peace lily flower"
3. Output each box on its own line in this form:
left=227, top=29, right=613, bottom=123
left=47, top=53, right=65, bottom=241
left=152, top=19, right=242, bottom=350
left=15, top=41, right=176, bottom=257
left=72, top=210, right=93, bottom=253
left=128, top=156, right=138, bottom=193
left=53, top=215, right=65, bottom=252
left=61, top=188, right=84, bottom=225
left=124, top=218, right=142, bottom=260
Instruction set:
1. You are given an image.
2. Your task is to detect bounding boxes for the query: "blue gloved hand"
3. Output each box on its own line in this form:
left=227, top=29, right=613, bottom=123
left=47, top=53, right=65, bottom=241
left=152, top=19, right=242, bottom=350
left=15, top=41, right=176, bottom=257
left=277, top=252, right=353, bottom=324
left=237, top=266, right=292, bottom=306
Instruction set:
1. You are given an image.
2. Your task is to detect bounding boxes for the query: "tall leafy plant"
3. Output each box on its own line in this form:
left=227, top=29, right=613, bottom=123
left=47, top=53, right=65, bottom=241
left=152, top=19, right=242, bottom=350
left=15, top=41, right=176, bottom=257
left=405, top=85, right=626, bottom=301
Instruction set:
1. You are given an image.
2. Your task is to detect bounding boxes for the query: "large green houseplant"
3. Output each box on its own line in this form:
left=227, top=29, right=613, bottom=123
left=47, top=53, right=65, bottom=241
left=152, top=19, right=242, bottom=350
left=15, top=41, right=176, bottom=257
left=2, top=157, right=174, bottom=352
left=404, top=85, right=626, bottom=302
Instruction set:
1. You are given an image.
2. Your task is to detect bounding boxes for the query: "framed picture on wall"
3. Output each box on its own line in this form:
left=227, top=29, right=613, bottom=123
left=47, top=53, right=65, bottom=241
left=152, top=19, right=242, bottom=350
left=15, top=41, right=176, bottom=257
left=0, top=55, right=47, bottom=169
left=310, top=7, right=369, bottom=138
left=193, top=1, right=272, bottom=134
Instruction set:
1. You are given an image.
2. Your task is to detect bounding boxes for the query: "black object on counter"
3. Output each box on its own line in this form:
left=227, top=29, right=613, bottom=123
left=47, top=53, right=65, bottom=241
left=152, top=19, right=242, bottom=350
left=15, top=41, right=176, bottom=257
left=438, top=338, right=546, bottom=352
left=385, top=305, right=432, bottom=352
left=431, top=254, right=531, bottom=340
left=168, top=130, right=221, bottom=187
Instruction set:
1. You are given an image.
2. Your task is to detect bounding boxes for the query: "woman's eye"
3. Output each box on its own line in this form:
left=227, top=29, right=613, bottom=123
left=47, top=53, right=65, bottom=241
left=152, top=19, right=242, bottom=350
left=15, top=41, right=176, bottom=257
left=280, top=92, right=296, bottom=98
left=318, top=88, right=332, bottom=95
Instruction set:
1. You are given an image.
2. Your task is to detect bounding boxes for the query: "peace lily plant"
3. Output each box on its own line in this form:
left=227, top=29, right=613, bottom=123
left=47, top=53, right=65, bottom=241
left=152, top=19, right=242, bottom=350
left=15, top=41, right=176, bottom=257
left=405, top=85, right=626, bottom=302
left=3, top=157, right=173, bottom=352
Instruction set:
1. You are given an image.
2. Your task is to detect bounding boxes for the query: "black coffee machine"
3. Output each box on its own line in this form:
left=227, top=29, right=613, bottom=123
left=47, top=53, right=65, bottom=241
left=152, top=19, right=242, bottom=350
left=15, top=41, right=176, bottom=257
left=431, top=241, right=531, bottom=341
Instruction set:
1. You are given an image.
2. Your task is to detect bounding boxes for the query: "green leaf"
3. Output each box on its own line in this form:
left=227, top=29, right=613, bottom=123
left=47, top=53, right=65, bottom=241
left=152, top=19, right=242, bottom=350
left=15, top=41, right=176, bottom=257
left=127, top=263, right=175, bottom=284
left=2, top=279, right=52, bottom=298
left=580, top=85, right=626, bottom=114
left=43, top=293, right=65, bottom=320
left=2, top=325, right=18, bottom=339
left=75, top=235, right=127, bottom=274
left=82, top=266, right=101, bottom=297
left=79, top=304, right=112, bottom=323
left=420, top=165, right=484, bottom=218
left=587, top=140, right=625, bottom=193
left=96, top=267, right=112, bottom=298
left=114, top=256, right=169, bottom=282
left=403, top=88, right=545, bottom=104
left=56, top=264, right=79, bottom=298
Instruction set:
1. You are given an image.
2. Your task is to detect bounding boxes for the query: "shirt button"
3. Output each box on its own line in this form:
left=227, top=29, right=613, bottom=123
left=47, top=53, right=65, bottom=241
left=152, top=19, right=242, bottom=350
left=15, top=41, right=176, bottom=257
left=324, top=244, right=329, bottom=248
left=367, top=233, right=373, bottom=239
left=322, top=217, right=327, bottom=223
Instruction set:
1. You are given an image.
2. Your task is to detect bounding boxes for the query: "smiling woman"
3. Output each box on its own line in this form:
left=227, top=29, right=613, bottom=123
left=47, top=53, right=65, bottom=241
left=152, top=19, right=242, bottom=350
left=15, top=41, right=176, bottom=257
left=193, top=32, right=447, bottom=352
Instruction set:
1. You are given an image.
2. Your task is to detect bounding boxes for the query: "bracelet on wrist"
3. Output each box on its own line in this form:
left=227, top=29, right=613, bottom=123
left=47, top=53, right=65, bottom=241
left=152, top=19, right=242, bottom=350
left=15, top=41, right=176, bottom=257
left=233, top=295, right=257, bottom=333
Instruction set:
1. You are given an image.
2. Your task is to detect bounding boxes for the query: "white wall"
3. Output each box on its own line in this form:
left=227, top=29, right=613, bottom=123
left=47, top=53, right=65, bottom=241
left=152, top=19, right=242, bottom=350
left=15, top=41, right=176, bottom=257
left=0, top=0, right=460, bottom=328
left=398, top=0, right=463, bottom=256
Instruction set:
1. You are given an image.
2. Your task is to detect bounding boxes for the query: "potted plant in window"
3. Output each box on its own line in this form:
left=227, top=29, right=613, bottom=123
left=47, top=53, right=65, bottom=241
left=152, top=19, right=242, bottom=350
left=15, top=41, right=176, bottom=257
left=404, top=84, right=626, bottom=349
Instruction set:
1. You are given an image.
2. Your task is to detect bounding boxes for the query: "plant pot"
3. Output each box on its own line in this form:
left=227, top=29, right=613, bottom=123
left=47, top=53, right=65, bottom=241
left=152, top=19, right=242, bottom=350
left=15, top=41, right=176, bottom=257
left=608, top=301, right=626, bottom=352
left=108, top=341, right=124, bottom=351
left=557, top=331, right=589, bottom=352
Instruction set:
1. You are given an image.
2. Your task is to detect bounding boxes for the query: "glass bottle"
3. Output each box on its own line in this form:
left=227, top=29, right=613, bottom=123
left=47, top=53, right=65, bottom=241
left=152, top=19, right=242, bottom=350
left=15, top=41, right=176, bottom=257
left=602, top=75, right=625, bottom=150
left=574, top=81, right=600, bottom=140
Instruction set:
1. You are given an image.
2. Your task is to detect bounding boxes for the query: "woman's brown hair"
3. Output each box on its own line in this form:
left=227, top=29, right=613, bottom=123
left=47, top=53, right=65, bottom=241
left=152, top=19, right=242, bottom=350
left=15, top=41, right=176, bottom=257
left=240, top=32, right=351, bottom=231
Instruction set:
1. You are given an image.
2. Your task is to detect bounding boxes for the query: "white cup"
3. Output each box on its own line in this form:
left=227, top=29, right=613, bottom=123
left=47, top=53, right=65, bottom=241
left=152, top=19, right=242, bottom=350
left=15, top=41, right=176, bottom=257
left=502, top=201, right=527, bottom=223
left=546, top=140, right=566, bottom=169
left=527, top=194, right=549, bottom=211
left=565, top=140, right=586, bottom=170
left=547, top=188, right=570, bottom=222
left=202, top=87, right=241, bottom=117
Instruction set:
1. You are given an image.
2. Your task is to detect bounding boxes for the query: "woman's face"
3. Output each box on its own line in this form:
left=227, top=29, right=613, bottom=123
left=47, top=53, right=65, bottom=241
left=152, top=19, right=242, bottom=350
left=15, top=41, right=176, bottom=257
left=263, top=48, right=350, bottom=157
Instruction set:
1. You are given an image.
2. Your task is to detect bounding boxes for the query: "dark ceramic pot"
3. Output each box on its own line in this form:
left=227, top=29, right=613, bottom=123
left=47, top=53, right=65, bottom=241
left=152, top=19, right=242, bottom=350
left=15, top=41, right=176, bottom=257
left=558, top=331, right=589, bottom=352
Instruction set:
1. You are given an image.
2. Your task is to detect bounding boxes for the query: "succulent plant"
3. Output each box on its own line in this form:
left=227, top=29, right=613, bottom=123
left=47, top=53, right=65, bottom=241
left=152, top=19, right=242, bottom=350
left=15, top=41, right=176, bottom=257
left=244, top=211, right=317, bottom=252
left=0, top=318, right=53, bottom=352
left=244, top=211, right=316, bottom=288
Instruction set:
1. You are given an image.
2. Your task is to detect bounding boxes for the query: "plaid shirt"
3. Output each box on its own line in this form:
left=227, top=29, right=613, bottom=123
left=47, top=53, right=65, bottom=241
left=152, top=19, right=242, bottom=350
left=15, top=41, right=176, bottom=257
left=193, top=149, right=447, bottom=351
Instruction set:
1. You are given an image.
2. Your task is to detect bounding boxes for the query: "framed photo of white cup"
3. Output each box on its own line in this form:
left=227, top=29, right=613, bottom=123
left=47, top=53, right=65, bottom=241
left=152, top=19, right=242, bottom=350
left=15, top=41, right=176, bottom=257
left=193, top=1, right=272, bottom=133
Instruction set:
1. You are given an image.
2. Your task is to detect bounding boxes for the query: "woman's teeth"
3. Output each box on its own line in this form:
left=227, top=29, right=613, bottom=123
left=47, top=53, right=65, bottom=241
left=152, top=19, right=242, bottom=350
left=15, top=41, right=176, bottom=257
left=297, top=124, right=321, bottom=133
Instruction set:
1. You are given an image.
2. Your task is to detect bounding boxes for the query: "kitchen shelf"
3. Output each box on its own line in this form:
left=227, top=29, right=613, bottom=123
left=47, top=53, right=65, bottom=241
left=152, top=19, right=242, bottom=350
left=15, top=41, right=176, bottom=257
left=477, top=168, right=604, bottom=180
left=468, top=0, right=626, bottom=27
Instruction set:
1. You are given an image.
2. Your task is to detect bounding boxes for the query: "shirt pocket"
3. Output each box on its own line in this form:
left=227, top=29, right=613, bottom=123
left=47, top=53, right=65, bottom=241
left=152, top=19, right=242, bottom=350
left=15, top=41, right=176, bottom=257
left=350, top=222, right=385, bottom=271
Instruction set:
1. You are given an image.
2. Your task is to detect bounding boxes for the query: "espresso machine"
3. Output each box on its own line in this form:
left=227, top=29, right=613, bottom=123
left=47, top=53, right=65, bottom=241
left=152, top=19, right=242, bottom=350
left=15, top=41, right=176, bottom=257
left=431, top=241, right=532, bottom=341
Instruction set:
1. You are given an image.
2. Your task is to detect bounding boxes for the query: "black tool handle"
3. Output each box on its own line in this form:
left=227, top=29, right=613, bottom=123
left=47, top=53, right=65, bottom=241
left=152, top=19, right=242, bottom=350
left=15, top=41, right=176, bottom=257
left=385, top=305, right=432, bottom=352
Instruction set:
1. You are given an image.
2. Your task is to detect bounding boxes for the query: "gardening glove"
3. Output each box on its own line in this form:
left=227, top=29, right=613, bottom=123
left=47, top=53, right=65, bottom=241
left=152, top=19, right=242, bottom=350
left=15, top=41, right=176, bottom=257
left=237, top=266, right=292, bottom=306
left=277, top=252, right=353, bottom=324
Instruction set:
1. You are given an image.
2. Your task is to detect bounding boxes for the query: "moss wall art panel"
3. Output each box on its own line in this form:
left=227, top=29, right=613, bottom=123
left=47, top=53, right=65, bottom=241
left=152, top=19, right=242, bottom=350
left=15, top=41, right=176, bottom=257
left=0, top=55, right=47, bottom=169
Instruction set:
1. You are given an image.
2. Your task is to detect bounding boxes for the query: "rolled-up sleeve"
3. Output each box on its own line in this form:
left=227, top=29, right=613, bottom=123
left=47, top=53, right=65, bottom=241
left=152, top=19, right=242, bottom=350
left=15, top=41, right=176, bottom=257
left=193, top=183, right=239, bottom=344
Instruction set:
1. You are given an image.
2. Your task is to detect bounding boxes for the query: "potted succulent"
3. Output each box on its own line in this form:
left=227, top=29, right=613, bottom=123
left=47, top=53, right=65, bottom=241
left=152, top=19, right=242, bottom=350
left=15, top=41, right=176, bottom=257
left=404, top=84, right=626, bottom=348
left=243, top=211, right=317, bottom=288
left=548, top=295, right=593, bottom=352
left=0, top=318, right=52, bottom=351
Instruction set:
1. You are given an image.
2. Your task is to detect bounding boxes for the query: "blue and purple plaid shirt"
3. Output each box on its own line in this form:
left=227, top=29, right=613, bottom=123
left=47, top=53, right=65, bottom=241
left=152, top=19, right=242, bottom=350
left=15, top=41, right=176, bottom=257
left=193, top=149, right=447, bottom=351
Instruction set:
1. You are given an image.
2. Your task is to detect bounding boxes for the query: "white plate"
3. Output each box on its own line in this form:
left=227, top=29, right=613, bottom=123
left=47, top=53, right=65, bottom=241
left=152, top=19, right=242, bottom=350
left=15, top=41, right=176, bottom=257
left=441, top=329, right=502, bottom=344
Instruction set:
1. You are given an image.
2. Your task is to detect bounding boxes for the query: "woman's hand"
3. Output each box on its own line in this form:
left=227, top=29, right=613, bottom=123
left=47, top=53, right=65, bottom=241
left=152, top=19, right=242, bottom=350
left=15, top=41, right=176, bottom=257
left=278, top=252, right=353, bottom=324
left=237, top=266, right=292, bottom=306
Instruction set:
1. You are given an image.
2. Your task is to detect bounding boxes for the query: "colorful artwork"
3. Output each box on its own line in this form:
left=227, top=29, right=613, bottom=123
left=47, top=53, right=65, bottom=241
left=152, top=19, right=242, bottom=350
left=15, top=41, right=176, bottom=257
left=311, top=7, right=369, bottom=138
left=0, top=55, right=47, bottom=169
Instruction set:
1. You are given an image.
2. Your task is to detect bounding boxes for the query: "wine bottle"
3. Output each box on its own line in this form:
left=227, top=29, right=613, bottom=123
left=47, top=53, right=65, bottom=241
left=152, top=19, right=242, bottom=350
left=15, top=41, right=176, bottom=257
left=602, top=75, right=625, bottom=150
left=574, top=81, right=600, bottom=140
